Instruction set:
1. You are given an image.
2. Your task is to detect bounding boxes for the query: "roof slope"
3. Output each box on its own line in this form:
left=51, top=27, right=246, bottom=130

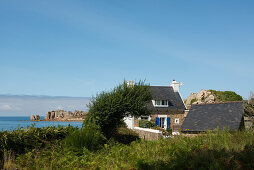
left=147, top=86, right=186, bottom=111
left=181, top=102, right=244, bottom=131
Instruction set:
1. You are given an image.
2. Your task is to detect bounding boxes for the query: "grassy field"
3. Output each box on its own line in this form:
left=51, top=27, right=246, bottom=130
left=1, top=127, right=254, bottom=169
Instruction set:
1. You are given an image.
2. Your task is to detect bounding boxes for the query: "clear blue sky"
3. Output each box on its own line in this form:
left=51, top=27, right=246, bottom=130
left=0, top=0, right=254, bottom=100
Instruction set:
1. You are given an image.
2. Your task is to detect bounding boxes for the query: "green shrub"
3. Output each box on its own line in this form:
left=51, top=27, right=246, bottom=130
left=139, top=119, right=153, bottom=128
left=63, top=123, right=106, bottom=152
left=190, top=98, right=198, bottom=104
left=15, top=129, right=254, bottom=169
left=84, top=80, right=152, bottom=138
left=112, top=127, right=140, bottom=144
left=209, top=90, right=243, bottom=102
left=166, top=129, right=172, bottom=135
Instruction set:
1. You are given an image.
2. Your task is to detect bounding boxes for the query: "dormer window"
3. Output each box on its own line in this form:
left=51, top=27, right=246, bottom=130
left=154, top=100, right=170, bottom=107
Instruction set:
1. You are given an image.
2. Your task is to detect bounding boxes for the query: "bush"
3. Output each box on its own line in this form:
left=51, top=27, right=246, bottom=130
left=112, top=127, right=140, bottom=144
left=63, top=123, right=106, bottom=152
left=166, top=128, right=172, bottom=135
left=84, top=80, right=152, bottom=138
left=190, top=98, right=198, bottom=104
left=0, top=125, right=74, bottom=169
left=15, top=129, right=254, bottom=169
left=139, top=119, right=152, bottom=128
left=209, top=90, right=243, bottom=102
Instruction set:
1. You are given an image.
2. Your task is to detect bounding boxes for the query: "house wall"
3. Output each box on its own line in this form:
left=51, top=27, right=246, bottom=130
left=134, top=110, right=185, bottom=131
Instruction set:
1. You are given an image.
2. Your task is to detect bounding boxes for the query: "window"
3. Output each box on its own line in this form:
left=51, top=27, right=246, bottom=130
left=155, top=100, right=161, bottom=105
left=175, top=118, right=180, bottom=124
left=154, top=100, right=169, bottom=106
left=161, top=100, right=167, bottom=105
left=141, top=116, right=149, bottom=120
left=159, top=117, right=165, bottom=128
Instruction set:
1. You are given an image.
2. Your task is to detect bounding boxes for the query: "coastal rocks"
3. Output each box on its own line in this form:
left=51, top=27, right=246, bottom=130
left=44, top=110, right=87, bottom=121
left=30, top=115, right=40, bottom=121
left=185, top=90, right=216, bottom=107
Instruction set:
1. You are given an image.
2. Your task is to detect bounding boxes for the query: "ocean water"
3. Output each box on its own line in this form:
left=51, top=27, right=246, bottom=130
left=0, top=116, right=83, bottom=131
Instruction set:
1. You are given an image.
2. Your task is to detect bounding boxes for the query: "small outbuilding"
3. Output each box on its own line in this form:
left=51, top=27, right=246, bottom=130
left=181, top=101, right=244, bottom=133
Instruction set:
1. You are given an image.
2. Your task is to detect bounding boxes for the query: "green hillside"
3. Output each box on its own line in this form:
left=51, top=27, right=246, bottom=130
left=209, top=90, right=243, bottom=102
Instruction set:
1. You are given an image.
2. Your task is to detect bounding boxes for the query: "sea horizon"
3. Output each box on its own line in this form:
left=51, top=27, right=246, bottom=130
left=0, top=116, right=83, bottom=131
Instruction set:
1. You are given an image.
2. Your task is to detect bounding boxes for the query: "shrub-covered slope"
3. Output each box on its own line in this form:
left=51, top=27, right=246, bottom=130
left=185, top=90, right=243, bottom=107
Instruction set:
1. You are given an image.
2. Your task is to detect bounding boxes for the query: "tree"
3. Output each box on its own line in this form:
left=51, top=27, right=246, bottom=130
left=84, top=80, right=152, bottom=138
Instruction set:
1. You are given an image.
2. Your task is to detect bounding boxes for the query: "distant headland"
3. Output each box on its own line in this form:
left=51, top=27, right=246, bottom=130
left=30, top=110, right=88, bottom=122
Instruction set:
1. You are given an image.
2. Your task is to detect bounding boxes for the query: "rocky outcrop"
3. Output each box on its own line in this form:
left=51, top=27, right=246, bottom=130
left=44, top=110, right=87, bottom=121
left=30, top=115, right=40, bottom=121
left=185, top=90, right=216, bottom=108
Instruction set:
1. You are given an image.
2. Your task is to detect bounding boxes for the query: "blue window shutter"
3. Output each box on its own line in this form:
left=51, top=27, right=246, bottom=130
left=156, top=117, right=159, bottom=126
left=167, top=117, right=171, bottom=129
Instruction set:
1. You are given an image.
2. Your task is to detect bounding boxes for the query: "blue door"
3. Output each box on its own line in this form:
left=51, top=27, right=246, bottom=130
left=167, top=117, right=171, bottom=129
left=156, top=117, right=159, bottom=126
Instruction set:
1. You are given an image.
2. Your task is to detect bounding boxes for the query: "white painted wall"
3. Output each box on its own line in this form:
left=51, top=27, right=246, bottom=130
left=123, top=115, right=134, bottom=129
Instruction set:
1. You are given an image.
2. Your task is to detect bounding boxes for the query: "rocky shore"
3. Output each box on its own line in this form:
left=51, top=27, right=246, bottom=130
left=30, top=110, right=87, bottom=122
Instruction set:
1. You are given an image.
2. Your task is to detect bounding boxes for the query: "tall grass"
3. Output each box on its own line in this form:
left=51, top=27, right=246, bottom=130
left=63, top=123, right=106, bottom=152
left=2, top=150, right=16, bottom=170
left=0, top=124, right=75, bottom=168
left=15, top=129, right=254, bottom=169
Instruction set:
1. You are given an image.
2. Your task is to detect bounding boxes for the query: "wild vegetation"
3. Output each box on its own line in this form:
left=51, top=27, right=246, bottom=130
left=84, top=80, right=152, bottom=138
left=0, top=125, right=75, bottom=168
left=244, top=91, right=254, bottom=117
left=209, top=90, right=243, bottom=102
left=1, top=84, right=253, bottom=169
left=1, top=127, right=253, bottom=169
left=138, top=119, right=154, bottom=128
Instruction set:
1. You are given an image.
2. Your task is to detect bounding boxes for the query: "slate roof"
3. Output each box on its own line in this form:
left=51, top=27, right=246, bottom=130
left=147, top=86, right=186, bottom=111
left=181, top=101, right=244, bottom=132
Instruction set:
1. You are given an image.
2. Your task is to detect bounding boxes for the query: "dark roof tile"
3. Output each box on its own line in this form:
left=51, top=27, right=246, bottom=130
left=148, top=86, right=186, bottom=111
left=181, top=102, right=244, bottom=131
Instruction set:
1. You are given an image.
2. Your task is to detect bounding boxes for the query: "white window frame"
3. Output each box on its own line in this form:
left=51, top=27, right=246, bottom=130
left=139, top=116, right=151, bottom=121
left=175, top=118, right=180, bottom=124
left=153, top=100, right=169, bottom=107
left=158, top=115, right=167, bottom=129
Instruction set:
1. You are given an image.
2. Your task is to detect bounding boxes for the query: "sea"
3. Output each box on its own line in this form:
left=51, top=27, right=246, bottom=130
left=0, top=116, right=83, bottom=131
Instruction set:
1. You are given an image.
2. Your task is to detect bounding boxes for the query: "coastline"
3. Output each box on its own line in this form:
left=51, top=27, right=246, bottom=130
left=31, top=119, right=84, bottom=122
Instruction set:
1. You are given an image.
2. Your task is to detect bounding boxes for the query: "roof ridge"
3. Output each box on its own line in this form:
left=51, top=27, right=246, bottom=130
left=192, top=101, right=243, bottom=106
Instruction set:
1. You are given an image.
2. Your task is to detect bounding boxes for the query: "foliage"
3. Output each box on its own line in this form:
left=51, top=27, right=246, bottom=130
left=14, top=129, right=254, bottom=169
left=190, top=98, right=198, bottom=105
left=84, top=80, right=152, bottom=138
left=151, top=126, right=170, bottom=136
left=209, top=90, right=243, bottom=102
left=63, top=123, right=106, bottom=153
left=244, top=93, right=254, bottom=117
left=139, top=119, right=153, bottom=128
left=166, top=128, right=172, bottom=135
left=112, top=127, right=140, bottom=145
left=0, top=125, right=74, bottom=168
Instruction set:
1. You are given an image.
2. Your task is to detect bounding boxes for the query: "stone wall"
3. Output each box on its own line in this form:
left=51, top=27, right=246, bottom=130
left=150, top=110, right=185, bottom=131
left=134, top=110, right=185, bottom=132
left=134, top=127, right=163, bottom=140
left=244, top=117, right=253, bottom=129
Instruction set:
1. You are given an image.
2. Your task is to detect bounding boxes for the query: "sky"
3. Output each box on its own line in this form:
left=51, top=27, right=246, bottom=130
left=0, top=95, right=90, bottom=116
left=0, top=0, right=254, bottom=115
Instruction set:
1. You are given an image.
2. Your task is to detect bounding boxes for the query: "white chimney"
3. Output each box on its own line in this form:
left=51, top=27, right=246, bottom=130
left=170, top=79, right=183, bottom=92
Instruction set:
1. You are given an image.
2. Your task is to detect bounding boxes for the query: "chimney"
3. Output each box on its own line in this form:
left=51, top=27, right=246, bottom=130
left=170, top=79, right=183, bottom=92
left=127, top=81, right=135, bottom=87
